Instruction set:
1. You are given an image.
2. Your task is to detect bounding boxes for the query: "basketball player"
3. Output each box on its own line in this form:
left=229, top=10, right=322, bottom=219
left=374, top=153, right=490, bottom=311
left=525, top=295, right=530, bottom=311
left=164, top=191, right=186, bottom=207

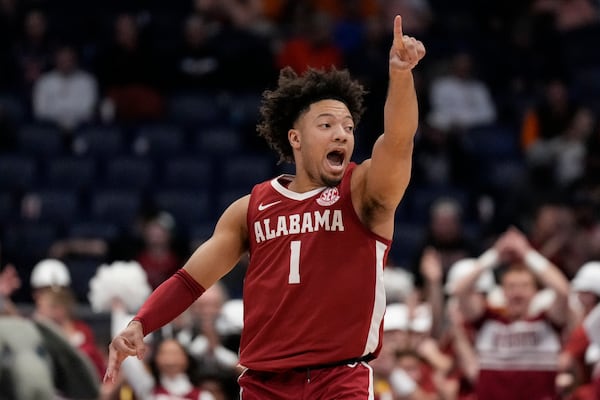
left=105, top=15, right=425, bottom=399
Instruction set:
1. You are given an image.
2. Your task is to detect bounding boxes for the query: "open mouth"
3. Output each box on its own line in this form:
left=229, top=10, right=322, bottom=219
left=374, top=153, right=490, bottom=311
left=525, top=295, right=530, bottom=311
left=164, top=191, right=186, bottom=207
left=326, top=150, right=345, bottom=167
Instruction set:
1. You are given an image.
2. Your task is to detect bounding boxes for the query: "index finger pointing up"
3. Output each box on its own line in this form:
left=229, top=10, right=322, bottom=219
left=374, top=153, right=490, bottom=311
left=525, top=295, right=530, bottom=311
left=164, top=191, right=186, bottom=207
left=393, top=15, right=405, bottom=50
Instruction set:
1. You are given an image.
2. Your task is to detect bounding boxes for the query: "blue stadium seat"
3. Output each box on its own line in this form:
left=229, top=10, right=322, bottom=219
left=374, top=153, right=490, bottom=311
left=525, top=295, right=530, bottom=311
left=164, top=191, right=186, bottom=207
left=462, top=124, right=521, bottom=161
left=390, top=223, right=426, bottom=267
left=189, top=223, right=215, bottom=247
left=161, top=157, right=213, bottom=189
left=216, top=189, right=249, bottom=214
left=17, top=123, right=65, bottom=157
left=73, top=125, right=125, bottom=158
left=168, top=92, right=224, bottom=126
left=132, top=124, right=186, bottom=157
left=0, top=94, right=26, bottom=123
left=67, top=221, right=120, bottom=241
left=2, top=223, right=58, bottom=264
left=103, top=156, right=154, bottom=190
left=0, top=155, right=37, bottom=190
left=219, top=154, right=273, bottom=192
left=226, top=92, right=262, bottom=127
left=36, top=190, right=80, bottom=225
left=0, top=193, right=15, bottom=225
left=90, top=189, right=141, bottom=225
left=45, top=157, right=97, bottom=190
left=153, top=190, right=212, bottom=227
left=193, top=126, right=242, bottom=155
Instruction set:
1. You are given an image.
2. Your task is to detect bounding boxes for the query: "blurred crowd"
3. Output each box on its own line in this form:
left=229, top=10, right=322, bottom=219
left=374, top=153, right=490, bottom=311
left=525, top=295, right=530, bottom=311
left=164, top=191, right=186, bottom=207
left=1, top=0, right=600, bottom=399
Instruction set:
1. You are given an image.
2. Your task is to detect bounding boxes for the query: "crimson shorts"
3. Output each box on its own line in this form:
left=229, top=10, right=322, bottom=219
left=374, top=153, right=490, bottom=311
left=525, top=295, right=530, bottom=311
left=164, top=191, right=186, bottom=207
left=238, top=361, right=374, bottom=400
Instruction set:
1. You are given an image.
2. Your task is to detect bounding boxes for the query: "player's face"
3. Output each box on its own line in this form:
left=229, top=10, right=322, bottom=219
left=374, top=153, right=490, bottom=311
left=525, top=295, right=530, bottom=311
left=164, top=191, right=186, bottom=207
left=291, top=99, right=355, bottom=187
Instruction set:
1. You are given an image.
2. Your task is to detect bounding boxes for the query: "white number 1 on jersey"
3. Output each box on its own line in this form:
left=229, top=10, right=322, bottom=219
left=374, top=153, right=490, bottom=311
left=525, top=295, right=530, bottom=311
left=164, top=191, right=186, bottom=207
left=289, top=240, right=301, bottom=284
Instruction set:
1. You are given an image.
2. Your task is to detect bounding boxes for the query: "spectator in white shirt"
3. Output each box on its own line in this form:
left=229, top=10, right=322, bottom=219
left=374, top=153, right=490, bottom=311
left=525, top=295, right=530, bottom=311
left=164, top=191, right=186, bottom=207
left=32, top=45, right=98, bottom=131
left=427, top=51, right=497, bottom=132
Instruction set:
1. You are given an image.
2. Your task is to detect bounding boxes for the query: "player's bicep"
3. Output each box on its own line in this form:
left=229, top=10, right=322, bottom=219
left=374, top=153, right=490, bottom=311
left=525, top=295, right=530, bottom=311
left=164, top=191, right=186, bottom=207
left=182, top=195, right=249, bottom=287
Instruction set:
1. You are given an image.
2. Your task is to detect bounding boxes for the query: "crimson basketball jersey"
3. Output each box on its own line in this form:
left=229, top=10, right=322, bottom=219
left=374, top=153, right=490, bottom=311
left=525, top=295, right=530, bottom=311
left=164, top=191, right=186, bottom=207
left=239, top=163, right=391, bottom=371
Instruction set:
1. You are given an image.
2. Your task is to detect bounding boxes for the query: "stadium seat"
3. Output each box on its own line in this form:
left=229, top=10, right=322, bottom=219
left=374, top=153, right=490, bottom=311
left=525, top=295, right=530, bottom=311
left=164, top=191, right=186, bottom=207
left=17, top=123, right=65, bottom=157
left=35, top=190, right=80, bottom=225
left=462, top=124, right=521, bottom=161
left=90, top=189, right=141, bottom=225
left=72, top=125, right=125, bottom=158
left=2, top=223, right=58, bottom=264
left=67, top=221, right=120, bottom=241
left=45, top=157, right=97, bottom=190
left=226, top=91, right=262, bottom=127
left=0, top=94, right=26, bottom=123
left=103, top=156, right=154, bottom=190
left=168, top=92, right=224, bottom=126
left=0, top=193, right=15, bottom=225
left=219, top=154, right=274, bottom=192
left=153, top=190, right=212, bottom=228
left=390, top=223, right=426, bottom=267
left=189, top=223, right=215, bottom=247
left=132, top=124, right=186, bottom=157
left=0, top=155, right=37, bottom=190
left=193, top=126, right=242, bottom=155
left=161, top=157, right=213, bottom=189
left=216, top=189, right=249, bottom=214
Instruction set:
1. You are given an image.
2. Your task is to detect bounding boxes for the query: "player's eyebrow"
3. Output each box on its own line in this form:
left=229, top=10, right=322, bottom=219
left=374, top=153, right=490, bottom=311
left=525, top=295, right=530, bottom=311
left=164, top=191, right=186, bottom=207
left=314, top=112, right=353, bottom=121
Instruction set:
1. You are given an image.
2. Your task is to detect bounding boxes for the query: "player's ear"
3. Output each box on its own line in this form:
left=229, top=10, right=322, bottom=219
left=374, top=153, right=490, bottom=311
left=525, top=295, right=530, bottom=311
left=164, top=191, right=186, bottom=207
left=288, top=129, right=300, bottom=149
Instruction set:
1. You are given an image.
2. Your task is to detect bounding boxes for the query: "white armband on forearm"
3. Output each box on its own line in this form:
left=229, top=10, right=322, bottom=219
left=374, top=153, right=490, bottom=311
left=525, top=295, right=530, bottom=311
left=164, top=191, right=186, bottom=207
left=524, top=250, right=550, bottom=273
left=389, top=368, right=417, bottom=396
left=477, top=248, right=499, bottom=270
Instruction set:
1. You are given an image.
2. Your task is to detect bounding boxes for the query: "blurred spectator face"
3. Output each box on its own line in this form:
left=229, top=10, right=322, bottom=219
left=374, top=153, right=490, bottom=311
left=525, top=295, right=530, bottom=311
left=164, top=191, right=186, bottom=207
left=430, top=201, right=462, bottom=243
left=577, top=291, right=599, bottom=314
left=546, top=80, right=568, bottom=107
left=567, top=107, right=595, bottom=140
left=55, top=47, right=77, bottom=75
left=501, top=267, right=537, bottom=319
left=532, top=204, right=574, bottom=242
left=371, top=338, right=397, bottom=376
left=34, top=287, right=75, bottom=324
left=383, top=329, right=412, bottom=352
left=452, top=53, right=473, bottom=80
left=191, top=284, right=226, bottom=321
left=155, top=339, right=189, bottom=378
left=184, top=15, right=206, bottom=47
left=143, top=220, right=172, bottom=248
left=396, top=351, right=423, bottom=383
left=115, top=14, right=138, bottom=49
left=24, top=10, right=46, bottom=41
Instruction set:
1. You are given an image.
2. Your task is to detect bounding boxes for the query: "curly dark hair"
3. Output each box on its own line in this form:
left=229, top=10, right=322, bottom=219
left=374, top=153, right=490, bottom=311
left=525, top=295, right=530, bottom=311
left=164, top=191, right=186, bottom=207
left=257, top=66, right=367, bottom=163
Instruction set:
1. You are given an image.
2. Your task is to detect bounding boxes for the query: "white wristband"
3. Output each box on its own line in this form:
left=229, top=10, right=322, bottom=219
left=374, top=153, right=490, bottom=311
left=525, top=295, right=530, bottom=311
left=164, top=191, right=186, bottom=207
left=477, top=248, right=499, bottom=270
left=524, top=250, right=550, bottom=273
left=389, top=368, right=417, bottom=396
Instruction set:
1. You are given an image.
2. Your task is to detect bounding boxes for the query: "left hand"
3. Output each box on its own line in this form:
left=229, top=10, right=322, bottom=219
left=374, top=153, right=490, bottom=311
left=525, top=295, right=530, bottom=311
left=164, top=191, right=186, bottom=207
left=390, top=15, right=426, bottom=72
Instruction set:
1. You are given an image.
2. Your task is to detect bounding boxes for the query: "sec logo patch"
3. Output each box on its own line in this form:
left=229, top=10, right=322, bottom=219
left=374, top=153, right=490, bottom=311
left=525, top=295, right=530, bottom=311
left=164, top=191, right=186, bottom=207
left=316, top=187, right=340, bottom=206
